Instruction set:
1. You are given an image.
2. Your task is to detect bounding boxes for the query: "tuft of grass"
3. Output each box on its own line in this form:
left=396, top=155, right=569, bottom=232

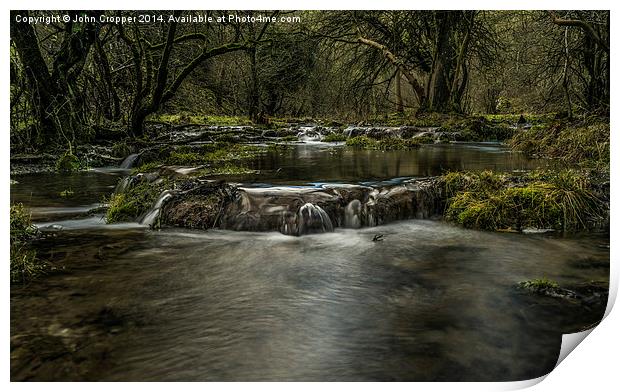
left=10, top=204, right=44, bottom=283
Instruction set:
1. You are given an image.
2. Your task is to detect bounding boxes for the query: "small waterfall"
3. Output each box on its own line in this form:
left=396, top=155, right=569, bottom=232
left=297, top=126, right=323, bottom=142
left=141, top=190, right=173, bottom=226
left=344, top=199, right=362, bottom=228
left=120, top=153, right=139, bottom=169
left=115, top=177, right=131, bottom=193
left=296, top=203, right=334, bottom=235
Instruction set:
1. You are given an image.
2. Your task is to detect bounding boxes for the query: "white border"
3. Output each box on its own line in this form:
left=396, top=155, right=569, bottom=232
left=3, top=1, right=618, bottom=390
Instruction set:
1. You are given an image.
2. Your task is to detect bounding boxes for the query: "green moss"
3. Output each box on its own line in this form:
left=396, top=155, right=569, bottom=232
left=413, top=134, right=436, bottom=144
left=346, top=136, right=420, bottom=150
left=55, top=152, right=81, bottom=174
left=280, top=135, right=299, bottom=142
left=194, top=163, right=255, bottom=177
left=132, top=162, right=163, bottom=174
left=322, top=133, right=347, bottom=142
left=439, top=116, right=515, bottom=142
left=346, top=136, right=375, bottom=148
left=443, top=169, right=604, bottom=232
left=167, top=152, right=202, bottom=165
left=518, top=278, right=560, bottom=291
left=149, top=112, right=252, bottom=126
left=106, top=179, right=170, bottom=223
left=133, top=143, right=265, bottom=171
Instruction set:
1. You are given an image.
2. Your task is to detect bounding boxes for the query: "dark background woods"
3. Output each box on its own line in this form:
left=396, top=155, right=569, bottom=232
left=10, top=10, right=609, bottom=151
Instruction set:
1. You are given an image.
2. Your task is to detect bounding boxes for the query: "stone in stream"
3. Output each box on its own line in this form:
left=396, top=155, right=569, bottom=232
left=121, top=169, right=444, bottom=236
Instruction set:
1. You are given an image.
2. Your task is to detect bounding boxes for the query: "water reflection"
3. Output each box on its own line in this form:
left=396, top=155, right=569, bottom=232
left=245, top=143, right=554, bottom=184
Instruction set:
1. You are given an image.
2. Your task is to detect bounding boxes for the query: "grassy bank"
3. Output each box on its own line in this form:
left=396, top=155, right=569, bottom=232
left=441, top=169, right=606, bottom=232
left=509, top=117, right=609, bottom=170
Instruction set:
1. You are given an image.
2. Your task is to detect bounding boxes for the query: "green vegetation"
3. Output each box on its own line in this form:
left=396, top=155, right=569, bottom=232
left=346, top=136, right=422, bottom=150
left=440, top=116, right=515, bottom=141
left=518, top=278, right=560, bottom=291
left=59, top=189, right=74, bottom=198
left=149, top=113, right=253, bottom=126
left=442, top=169, right=605, bottom=232
left=10, top=203, right=44, bottom=283
left=133, top=142, right=266, bottom=172
left=106, top=179, right=170, bottom=223
left=509, top=119, right=610, bottom=169
left=55, top=151, right=81, bottom=174
left=280, top=135, right=299, bottom=142
left=193, top=163, right=255, bottom=177
left=111, top=141, right=133, bottom=158
left=322, top=133, right=348, bottom=142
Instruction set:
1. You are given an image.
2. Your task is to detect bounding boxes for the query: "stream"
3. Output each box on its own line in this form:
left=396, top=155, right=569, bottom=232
left=10, top=142, right=609, bottom=381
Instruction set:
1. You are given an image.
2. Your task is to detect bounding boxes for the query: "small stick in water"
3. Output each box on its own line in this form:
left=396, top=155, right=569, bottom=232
left=372, top=234, right=384, bottom=242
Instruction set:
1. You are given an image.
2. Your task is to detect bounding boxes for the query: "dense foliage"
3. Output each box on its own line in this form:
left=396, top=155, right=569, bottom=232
left=10, top=10, right=609, bottom=152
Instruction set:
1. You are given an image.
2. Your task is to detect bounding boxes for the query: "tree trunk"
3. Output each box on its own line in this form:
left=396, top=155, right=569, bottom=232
left=426, top=12, right=458, bottom=113
left=395, top=69, right=404, bottom=113
left=11, top=11, right=59, bottom=145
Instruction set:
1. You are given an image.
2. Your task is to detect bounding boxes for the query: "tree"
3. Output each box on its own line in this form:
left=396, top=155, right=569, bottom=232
left=10, top=10, right=99, bottom=147
left=115, top=11, right=253, bottom=136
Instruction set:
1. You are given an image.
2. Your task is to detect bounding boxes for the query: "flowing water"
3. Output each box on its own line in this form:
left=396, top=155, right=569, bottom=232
left=10, top=143, right=608, bottom=381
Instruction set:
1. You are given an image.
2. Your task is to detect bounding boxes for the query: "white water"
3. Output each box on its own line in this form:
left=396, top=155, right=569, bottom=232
left=120, top=153, right=139, bottom=169
left=344, top=199, right=362, bottom=229
left=140, top=190, right=174, bottom=226
left=296, top=202, right=334, bottom=235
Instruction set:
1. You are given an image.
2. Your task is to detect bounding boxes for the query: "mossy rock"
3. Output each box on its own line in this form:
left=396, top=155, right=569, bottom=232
left=55, top=152, right=81, bottom=174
